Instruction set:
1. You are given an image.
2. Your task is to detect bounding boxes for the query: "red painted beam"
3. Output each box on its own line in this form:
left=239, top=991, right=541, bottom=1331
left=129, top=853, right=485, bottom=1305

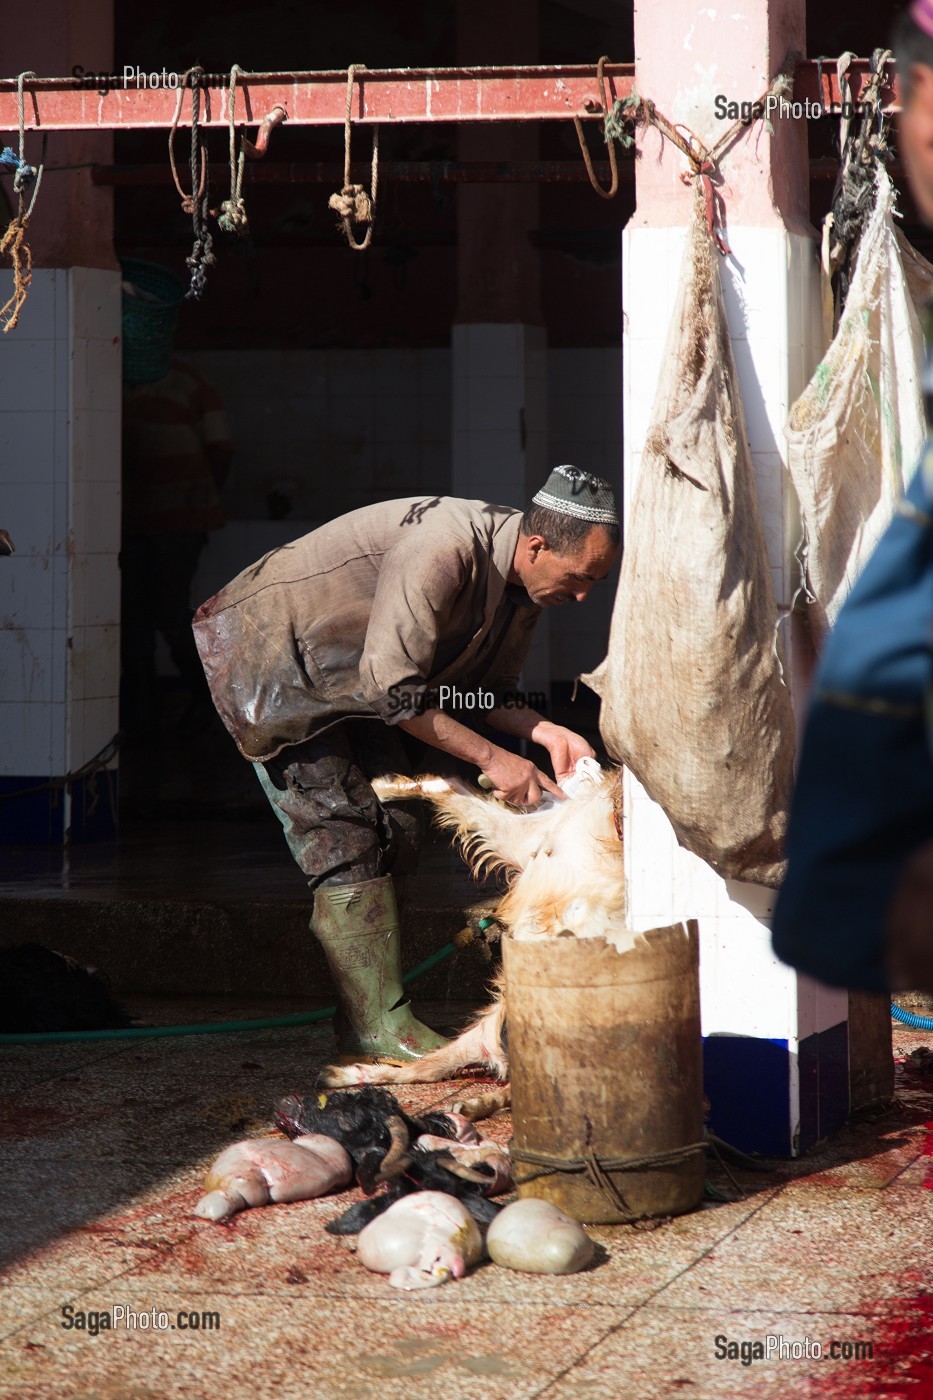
left=0, top=59, right=898, bottom=134
left=793, top=58, right=900, bottom=113
left=0, top=65, right=635, bottom=132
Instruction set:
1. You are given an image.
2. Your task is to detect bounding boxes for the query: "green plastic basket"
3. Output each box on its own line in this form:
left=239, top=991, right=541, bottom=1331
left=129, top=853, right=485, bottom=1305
left=120, top=258, right=185, bottom=384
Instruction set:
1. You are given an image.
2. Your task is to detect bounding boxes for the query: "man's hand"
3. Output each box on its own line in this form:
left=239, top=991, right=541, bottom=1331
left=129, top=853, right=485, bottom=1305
left=397, top=708, right=563, bottom=807
left=482, top=749, right=564, bottom=806
left=532, top=722, right=596, bottom=783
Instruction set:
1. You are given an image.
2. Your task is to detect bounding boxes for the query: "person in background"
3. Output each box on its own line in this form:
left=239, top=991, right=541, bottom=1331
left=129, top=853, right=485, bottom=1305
left=121, top=360, right=233, bottom=743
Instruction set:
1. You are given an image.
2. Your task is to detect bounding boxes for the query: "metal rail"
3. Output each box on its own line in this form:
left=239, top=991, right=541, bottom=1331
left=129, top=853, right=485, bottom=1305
left=0, top=59, right=899, bottom=133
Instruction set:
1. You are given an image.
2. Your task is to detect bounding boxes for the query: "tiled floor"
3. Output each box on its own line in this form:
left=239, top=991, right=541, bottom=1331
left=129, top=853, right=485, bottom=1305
left=1, top=998, right=932, bottom=1399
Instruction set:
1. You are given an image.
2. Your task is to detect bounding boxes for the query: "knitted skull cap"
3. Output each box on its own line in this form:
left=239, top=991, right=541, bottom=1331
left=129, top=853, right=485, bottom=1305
left=532, top=465, right=619, bottom=525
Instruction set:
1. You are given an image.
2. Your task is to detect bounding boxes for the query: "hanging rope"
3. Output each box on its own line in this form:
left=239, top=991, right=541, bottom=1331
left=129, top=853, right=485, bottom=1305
left=168, top=66, right=216, bottom=299
left=328, top=64, right=379, bottom=250
left=572, top=55, right=619, bottom=200
left=827, top=47, right=893, bottom=316
left=218, top=64, right=249, bottom=237
left=0, top=71, right=47, bottom=333
left=582, top=60, right=796, bottom=255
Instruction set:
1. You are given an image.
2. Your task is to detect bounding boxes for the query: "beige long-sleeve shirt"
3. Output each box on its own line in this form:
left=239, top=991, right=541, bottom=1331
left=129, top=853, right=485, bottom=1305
left=192, top=495, right=542, bottom=761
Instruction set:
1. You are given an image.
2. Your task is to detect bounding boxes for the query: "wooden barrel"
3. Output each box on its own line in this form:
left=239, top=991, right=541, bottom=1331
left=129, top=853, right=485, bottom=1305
left=504, top=921, right=703, bottom=1225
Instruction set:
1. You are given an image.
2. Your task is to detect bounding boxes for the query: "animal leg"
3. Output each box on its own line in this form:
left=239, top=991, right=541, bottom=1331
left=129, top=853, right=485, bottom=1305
left=450, top=1084, right=512, bottom=1121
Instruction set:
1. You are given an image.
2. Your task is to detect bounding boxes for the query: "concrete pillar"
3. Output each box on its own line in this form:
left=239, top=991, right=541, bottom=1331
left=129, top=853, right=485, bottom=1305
left=452, top=0, right=550, bottom=702
left=623, top=0, right=867, bottom=1153
left=0, top=2, right=121, bottom=842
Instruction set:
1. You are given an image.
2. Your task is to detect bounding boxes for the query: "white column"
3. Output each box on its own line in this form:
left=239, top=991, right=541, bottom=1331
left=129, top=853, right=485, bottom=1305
left=622, top=0, right=855, bottom=1155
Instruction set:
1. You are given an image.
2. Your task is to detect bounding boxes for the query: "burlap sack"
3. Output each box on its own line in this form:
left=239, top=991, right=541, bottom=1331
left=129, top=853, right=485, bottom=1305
left=787, top=167, right=930, bottom=641
left=583, top=196, right=796, bottom=888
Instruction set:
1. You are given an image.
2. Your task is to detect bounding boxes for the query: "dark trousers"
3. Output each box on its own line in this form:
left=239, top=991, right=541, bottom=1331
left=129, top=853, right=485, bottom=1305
left=255, top=722, right=424, bottom=893
left=121, top=531, right=209, bottom=737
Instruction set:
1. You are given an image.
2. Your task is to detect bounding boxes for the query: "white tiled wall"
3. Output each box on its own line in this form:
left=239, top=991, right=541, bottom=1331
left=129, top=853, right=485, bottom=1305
left=620, top=224, right=847, bottom=1064
left=184, top=348, right=453, bottom=521
left=0, top=270, right=70, bottom=776
left=0, top=267, right=121, bottom=794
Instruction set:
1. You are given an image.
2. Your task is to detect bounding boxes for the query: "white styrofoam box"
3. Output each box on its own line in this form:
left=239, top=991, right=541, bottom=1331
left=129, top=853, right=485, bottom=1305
left=0, top=698, right=60, bottom=775
left=0, top=411, right=58, bottom=485
left=795, top=972, right=849, bottom=1042
left=699, top=915, right=798, bottom=1040
left=0, top=482, right=56, bottom=556
left=0, top=553, right=66, bottom=630
left=69, top=623, right=119, bottom=702
left=0, top=338, right=60, bottom=414
left=723, top=879, right=777, bottom=922
left=71, top=268, right=121, bottom=344
left=0, top=625, right=55, bottom=705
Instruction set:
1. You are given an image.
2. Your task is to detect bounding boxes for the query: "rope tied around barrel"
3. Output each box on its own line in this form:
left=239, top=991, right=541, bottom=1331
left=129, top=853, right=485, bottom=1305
left=218, top=64, right=249, bottom=237
left=1, top=71, right=47, bottom=333
left=329, top=64, right=379, bottom=250
left=511, top=1139, right=707, bottom=1219
left=169, top=67, right=216, bottom=299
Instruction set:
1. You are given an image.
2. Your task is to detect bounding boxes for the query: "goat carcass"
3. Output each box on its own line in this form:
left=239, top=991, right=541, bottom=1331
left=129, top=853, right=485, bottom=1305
left=321, top=763, right=624, bottom=1112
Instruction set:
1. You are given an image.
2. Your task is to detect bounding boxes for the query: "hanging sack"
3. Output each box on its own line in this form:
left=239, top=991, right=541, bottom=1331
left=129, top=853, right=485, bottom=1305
left=786, top=167, right=931, bottom=640
left=583, top=191, right=796, bottom=888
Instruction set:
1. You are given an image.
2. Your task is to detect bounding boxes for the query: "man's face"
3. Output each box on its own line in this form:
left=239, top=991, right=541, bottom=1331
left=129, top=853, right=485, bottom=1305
left=899, top=64, right=933, bottom=225
left=520, top=526, right=618, bottom=607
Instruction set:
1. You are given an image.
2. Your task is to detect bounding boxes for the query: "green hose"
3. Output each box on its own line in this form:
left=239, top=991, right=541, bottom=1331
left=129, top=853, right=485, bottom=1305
left=0, top=941, right=457, bottom=1046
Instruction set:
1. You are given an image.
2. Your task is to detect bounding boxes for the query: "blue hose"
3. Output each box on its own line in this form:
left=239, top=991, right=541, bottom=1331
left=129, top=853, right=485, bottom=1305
left=891, top=1001, right=933, bottom=1030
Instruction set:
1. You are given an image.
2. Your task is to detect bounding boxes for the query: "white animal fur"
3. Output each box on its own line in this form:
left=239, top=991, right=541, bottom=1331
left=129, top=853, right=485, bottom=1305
left=321, top=768, right=626, bottom=1101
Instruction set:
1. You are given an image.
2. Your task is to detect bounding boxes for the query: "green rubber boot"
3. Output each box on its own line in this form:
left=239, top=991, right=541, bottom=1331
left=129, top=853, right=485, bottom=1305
left=311, top=875, right=449, bottom=1061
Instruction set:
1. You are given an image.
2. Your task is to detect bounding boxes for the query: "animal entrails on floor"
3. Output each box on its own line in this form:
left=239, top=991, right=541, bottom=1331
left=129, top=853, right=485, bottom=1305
left=321, top=762, right=625, bottom=1113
